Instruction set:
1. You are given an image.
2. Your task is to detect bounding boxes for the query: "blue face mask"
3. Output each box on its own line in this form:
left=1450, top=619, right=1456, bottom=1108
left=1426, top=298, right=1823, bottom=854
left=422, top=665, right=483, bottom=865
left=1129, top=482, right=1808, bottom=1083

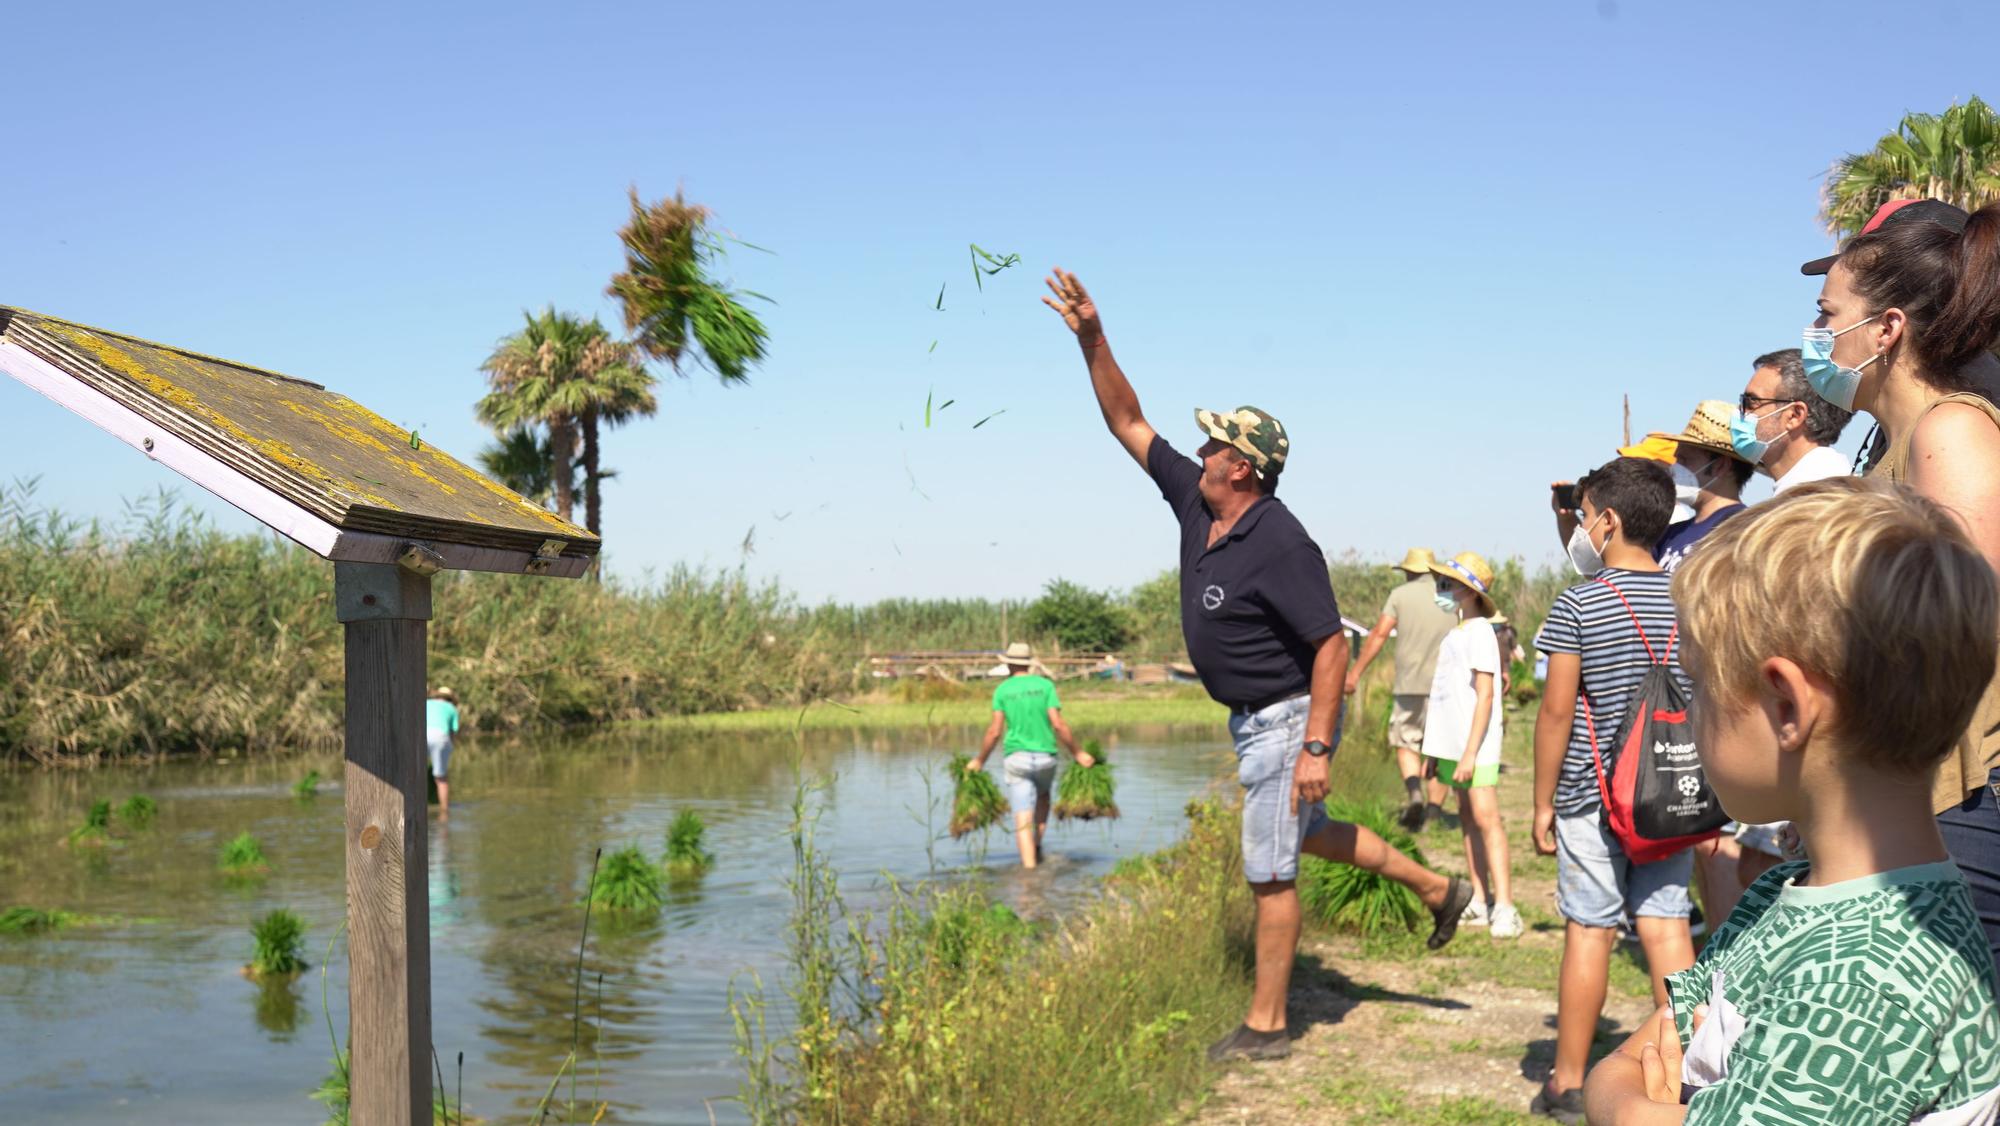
left=1433, top=591, right=1458, bottom=613
left=1802, top=315, right=1881, bottom=411
left=1729, top=405, right=1784, bottom=463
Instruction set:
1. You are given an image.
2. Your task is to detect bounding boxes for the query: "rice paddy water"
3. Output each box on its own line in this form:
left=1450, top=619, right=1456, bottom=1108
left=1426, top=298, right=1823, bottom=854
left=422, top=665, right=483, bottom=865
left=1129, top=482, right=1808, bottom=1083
left=0, top=721, right=1232, bottom=1124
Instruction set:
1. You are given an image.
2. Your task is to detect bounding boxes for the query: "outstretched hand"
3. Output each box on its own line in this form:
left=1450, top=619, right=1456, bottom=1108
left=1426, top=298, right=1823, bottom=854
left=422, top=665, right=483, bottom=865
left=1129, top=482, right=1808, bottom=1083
left=1042, top=269, right=1103, bottom=345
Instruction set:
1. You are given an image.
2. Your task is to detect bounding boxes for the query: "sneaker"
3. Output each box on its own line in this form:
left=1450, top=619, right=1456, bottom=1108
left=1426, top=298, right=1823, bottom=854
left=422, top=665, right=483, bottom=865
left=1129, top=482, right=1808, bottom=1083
left=1529, top=1083, right=1585, bottom=1123
left=1489, top=902, right=1523, bottom=939
left=1459, top=897, right=1491, bottom=928
left=1426, top=877, right=1474, bottom=950
left=1398, top=794, right=1427, bottom=832
left=1205, top=1022, right=1291, bottom=1063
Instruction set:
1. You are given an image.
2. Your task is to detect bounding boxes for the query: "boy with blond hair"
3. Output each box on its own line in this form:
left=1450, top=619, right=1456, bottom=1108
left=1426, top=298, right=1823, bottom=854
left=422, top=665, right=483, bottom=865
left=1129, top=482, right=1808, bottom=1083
left=1585, top=477, right=2000, bottom=1123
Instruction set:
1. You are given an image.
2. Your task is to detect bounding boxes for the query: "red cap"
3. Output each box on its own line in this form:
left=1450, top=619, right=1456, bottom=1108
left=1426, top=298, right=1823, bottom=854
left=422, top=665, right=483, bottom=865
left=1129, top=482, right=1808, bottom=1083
left=1801, top=199, right=1971, bottom=275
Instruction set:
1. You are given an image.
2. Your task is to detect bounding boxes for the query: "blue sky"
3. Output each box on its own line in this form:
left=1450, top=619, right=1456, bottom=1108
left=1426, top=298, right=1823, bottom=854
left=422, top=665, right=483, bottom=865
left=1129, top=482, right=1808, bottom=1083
left=1, top=1, right=1989, bottom=603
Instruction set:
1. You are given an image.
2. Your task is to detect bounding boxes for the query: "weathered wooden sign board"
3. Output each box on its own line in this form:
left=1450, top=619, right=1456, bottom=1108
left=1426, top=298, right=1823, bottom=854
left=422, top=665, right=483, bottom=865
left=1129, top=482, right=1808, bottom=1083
left=0, top=305, right=598, bottom=1126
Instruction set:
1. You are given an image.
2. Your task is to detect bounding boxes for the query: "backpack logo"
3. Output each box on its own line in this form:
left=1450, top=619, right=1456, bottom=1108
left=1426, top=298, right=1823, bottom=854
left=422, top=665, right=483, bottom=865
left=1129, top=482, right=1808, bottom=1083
left=1677, top=775, right=1702, bottom=797
left=1202, top=585, right=1226, bottom=610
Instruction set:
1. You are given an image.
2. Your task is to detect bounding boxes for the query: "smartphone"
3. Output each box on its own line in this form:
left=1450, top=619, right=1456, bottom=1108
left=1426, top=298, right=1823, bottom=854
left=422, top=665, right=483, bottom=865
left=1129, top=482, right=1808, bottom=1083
left=1552, top=483, right=1579, bottom=511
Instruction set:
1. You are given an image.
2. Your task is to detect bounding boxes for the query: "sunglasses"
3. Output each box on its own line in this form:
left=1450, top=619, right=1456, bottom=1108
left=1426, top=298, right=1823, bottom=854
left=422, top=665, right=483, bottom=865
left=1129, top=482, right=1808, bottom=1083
left=1738, top=393, right=1802, bottom=414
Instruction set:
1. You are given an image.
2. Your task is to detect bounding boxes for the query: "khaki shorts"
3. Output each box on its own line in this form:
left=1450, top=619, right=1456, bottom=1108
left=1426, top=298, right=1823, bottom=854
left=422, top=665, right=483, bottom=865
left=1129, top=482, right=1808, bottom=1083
left=1388, top=695, right=1428, bottom=752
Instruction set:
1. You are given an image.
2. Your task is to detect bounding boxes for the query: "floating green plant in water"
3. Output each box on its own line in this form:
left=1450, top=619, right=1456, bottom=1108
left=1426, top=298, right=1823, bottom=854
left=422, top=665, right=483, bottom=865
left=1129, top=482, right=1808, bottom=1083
left=1299, top=799, right=1428, bottom=936
left=247, top=908, right=309, bottom=977
left=1054, top=739, right=1120, bottom=822
left=948, top=755, right=1009, bottom=839
left=117, top=794, right=158, bottom=827
left=220, top=832, right=269, bottom=876
left=587, top=846, right=664, bottom=912
left=0, top=906, right=80, bottom=935
left=664, top=811, right=715, bottom=880
left=67, top=799, right=114, bottom=845
left=293, top=770, right=322, bottom=800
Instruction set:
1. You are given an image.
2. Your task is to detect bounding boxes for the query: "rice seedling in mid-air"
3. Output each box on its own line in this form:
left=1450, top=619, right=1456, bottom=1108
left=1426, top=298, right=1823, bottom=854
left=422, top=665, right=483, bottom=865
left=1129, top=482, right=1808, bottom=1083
left=947, top=756, right=1009, bottom=839
left=219, top=832, right=269, bottom=877
left=664, top=811, right=715, bottom=881
left=117, top=794, right=158, bottom=828
left=66, top=799, right=114, bottom=846
left=0, top=906, right=80, bottom=935
left=292, top=770, right=321, bottom=800
left=588, top=846, right=665, bottom=912
left=246, top=908, right=309, bottom=978
left=1054, top=739, right=1120, bottom=822
left=1298, top=799, right=1428, bottom=936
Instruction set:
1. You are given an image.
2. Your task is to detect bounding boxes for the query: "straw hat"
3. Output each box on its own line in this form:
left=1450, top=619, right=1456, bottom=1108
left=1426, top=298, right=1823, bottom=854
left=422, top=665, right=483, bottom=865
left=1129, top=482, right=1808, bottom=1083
left=1648, top=400, right=1753, bottom=463
left=1391, top=547, right=1437, bottom=575
left=1427, top=551, right=1500, bottom=616
left=1001, top=642, right=1034, bottom=666
left=433, top=686, right=458, bottom=703
left=1617, top=435, right=1679, bottom=464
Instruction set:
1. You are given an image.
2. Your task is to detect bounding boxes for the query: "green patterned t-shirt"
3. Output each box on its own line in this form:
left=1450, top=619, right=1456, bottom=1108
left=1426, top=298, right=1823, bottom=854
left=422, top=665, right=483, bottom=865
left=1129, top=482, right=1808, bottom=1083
left=1666, top=859, right=2000, bottom=1124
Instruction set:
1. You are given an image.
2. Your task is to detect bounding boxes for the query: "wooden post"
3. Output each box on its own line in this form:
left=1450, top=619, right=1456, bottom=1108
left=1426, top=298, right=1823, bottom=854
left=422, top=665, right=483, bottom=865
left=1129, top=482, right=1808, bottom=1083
left=336, top=561, right=434, bottom=1126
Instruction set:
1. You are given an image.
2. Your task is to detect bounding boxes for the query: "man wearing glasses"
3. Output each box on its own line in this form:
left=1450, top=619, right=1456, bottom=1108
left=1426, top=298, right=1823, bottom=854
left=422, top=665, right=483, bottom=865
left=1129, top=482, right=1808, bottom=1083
left=1730, top=348, right=1855, bottom=491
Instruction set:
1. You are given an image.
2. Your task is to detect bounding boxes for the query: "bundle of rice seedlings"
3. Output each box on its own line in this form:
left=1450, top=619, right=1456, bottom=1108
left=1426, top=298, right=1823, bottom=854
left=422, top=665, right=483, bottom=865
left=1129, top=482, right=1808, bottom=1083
left=117, top=794, right=158, bottom=828
left=0, top=906, right=79, bottom=935
left=67, top=799, right=114, bottom=846
left=246, top=908, right=309, bottom=978
left=947, top=755, right=1008, bottom=838
left=219, top=831, right=269, bottom=877
left=1053, top=739, right=1120, bottom=822
left=1298, top=799, right=1428, bottom=936
left=292, top=770, right=322, bottom=800
left=664, top=810, right=715, bottom=880
left=588, top=846, right=665, bottom=912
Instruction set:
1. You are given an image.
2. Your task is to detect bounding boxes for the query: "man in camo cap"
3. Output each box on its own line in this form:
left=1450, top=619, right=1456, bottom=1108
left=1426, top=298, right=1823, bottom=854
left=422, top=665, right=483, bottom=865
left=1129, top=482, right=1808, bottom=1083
left=1044, top=268, right=1471, bottom=1063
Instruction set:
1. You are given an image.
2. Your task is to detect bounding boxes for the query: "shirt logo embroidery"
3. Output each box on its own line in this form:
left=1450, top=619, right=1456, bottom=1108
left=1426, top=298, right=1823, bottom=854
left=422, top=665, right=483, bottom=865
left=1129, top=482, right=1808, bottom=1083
left=1202, top=584, right=1226, bottom=611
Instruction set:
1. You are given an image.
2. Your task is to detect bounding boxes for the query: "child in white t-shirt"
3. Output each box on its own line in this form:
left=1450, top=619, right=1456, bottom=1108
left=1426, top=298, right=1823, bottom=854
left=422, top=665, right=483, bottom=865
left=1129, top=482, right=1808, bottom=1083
left=1422, top=552, right=1519, bottom=939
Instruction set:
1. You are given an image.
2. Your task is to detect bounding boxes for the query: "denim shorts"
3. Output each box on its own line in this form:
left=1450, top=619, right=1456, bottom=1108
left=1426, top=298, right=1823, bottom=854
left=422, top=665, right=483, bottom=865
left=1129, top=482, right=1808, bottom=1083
left=1001, top=752, right=1057, bottom=811
left=427, top=732, right=454, bottom=780
left=1231, top=694, right=1331, bottom=884
left=1555, top=806, right=1692, bottom=928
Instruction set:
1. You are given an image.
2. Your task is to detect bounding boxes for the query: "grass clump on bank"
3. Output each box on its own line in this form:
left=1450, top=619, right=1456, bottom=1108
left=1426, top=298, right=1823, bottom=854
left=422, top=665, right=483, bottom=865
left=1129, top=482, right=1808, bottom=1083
left=588, top=846, right=665, bottom=912
left=663, top=811, right=714, bottom=880
left=219, top=832, right=269, bottom=877
left=1054, top=739, right=1119, bottom=821
left=245, top=909, right=308, bottom=978
left=947, top=756, right=1008, bottom=838
left=734, top=780, right=1252, bottom=1125
left=1299, top=799, right=1428, bottom=936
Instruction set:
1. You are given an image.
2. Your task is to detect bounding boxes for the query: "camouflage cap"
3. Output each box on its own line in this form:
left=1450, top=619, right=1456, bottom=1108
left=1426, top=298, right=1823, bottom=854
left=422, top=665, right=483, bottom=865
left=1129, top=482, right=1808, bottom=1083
left=1193, top=406, right=1289, bottom=478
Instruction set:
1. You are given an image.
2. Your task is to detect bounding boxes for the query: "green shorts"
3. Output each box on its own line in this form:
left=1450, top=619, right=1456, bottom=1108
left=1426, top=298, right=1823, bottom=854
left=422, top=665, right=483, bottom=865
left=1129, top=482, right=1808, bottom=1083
left=1426, top=755, right=1499, bottom=789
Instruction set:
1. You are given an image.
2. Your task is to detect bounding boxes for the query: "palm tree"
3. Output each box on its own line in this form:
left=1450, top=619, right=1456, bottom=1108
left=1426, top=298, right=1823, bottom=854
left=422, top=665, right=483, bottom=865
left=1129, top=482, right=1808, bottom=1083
left=606, top=188, right=772, bottom=382
left=476, top=428, right=568, bottom=510
left=476, top=309, right=653, bottom=534
left=1822, top=96, right=2000, bottom=236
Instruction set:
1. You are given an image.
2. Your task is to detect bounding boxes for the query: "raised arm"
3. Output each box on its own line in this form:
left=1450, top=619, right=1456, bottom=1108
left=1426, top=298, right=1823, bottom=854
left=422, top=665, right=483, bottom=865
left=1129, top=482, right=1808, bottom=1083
left=1345, top=611, right=1397, bottom=695
left=1044, top=269, right=1158, bottom=468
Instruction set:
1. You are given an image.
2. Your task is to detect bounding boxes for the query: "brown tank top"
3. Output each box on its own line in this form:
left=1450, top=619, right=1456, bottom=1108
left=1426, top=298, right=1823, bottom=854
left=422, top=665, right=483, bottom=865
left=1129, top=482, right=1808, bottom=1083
left=1872, top=391, right=2000, bottom=813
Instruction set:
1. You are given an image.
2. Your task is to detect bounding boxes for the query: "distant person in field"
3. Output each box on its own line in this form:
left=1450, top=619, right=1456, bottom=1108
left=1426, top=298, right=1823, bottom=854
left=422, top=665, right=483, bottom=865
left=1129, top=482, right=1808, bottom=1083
left=426, top=687, right=461, bottom=818
left=965, top=642, right=1093, bottom=870
left=1044, top=267, right=1471, bottom=1065
left=1345, top=547, right=1457, bottom=831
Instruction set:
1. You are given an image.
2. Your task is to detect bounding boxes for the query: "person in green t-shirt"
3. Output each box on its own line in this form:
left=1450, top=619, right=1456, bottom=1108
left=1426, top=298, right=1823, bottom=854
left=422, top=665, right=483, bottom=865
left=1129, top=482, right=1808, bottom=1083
left=1583, top=480, right=2000, bottom=1124
left=425, top=687, right=462, bottom=818
left=966, top=642, right=1094, bottom=869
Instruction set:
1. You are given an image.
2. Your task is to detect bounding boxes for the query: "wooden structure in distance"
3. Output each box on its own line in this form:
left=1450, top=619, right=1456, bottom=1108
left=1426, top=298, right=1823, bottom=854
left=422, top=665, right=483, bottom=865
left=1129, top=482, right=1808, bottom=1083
left=0, top=305, right=599, bottom=1126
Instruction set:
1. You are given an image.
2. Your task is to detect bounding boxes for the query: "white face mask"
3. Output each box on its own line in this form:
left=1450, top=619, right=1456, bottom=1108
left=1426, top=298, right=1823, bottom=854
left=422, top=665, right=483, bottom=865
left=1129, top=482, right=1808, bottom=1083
left=1670, top=460, right=1713, bottom=510
left=1567, top=513, right=1607, bottom=577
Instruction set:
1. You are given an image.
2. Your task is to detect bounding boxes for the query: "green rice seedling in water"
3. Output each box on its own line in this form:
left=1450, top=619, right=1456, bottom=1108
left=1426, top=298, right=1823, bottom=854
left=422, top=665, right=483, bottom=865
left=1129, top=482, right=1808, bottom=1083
left=947, top=755, right=1008, bottom=838
left=293, top=770, right=322, bottom=800
left=220, top=831, right=269, bottom=876
left=117, top=794, right=158, bottom=828
left=312, top=1047, right=462, bottom=1126
left=67, top=799, right=113, bottom=845
left=248, top=908, right=309, bottom=977
left=0, top=906, right=80, bottom=935
left=1054, top=739, right=1120, bottom=822
left=588, top=846, right=665, bottom=912
left=1298, top=799, right=1428, bottom=935
left=664, top=811, right=715, bottom=880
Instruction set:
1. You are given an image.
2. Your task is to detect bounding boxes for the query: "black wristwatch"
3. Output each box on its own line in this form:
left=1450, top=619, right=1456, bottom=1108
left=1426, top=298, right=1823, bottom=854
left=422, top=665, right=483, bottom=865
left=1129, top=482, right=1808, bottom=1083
left=1303, top=739, right=1333, bottom=759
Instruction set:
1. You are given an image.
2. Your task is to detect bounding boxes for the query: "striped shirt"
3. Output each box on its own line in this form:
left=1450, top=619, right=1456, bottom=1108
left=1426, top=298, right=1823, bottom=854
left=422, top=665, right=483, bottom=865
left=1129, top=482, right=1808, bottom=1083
left=1533, top=569, right=1689, bottom=816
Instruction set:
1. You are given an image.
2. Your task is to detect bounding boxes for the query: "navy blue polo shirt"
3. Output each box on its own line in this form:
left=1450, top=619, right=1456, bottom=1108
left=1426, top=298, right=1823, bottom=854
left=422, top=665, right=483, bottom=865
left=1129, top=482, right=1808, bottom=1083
left=1147, top=436, right=1342, bottom=710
